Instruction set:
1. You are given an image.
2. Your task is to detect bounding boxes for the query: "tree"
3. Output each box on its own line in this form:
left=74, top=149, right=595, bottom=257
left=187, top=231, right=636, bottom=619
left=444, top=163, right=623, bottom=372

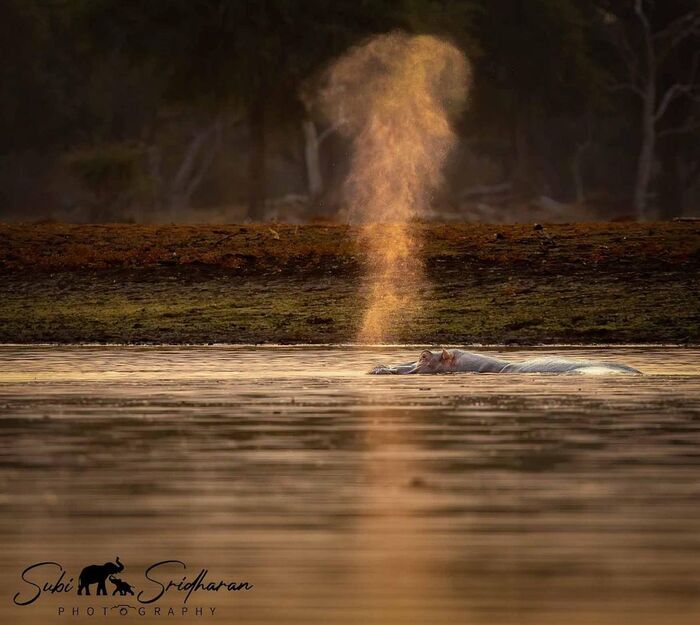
left=605, top=0, right=700, bottom=218
left=75, top=0, right=402, bottom=219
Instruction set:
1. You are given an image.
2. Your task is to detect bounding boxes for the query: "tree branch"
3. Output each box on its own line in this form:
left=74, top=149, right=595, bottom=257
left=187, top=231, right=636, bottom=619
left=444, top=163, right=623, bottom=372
left=183, top=116, right=224, bottom=202
left=634, top=0, right=655, bottom=76
left=658, top=118, right=700, bottom=137
left=171, top=125, right=212, bottom=196
left=654, top=9, right=700, bottom=63
left=655, top=83, right=693, bottom=121
left=609, top=82, right=645, bottom=98
left=616, top=23, right=643, bottom=83
left=655, top=51, right=700, bottom=121
left=167, top=114, right=228, bottom=212
left=317, top=100, right=348, bottom=145
left=318, top=120, right=344, bottom=144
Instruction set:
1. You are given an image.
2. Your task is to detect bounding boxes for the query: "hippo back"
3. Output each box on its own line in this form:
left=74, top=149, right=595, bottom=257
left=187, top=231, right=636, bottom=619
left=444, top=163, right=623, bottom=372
left=453, top=351, right=509, bottom=373
left=503, top=357, right=640, bottom=374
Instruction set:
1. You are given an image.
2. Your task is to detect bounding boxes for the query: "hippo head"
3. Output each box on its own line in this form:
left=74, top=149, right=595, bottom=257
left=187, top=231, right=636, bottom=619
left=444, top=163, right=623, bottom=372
left=412, top=349, right=455, bottom=374
left=369, top=348, right=455, bottom=374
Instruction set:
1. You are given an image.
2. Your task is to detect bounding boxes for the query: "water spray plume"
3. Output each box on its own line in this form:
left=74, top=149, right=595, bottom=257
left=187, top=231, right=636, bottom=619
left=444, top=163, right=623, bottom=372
left=318, top=32, right=470, bottom=342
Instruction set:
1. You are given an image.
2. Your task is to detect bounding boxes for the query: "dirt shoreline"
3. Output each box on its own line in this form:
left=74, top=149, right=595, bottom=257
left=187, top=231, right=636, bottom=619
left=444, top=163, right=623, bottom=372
left=1, top=221, right=699, bottom=345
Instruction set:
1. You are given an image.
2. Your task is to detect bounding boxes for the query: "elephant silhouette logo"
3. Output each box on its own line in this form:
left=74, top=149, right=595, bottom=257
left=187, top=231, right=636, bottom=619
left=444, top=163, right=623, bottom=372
left=77, top=557, right=124, bottom=596
left=109, top=576, right=135, bottom=596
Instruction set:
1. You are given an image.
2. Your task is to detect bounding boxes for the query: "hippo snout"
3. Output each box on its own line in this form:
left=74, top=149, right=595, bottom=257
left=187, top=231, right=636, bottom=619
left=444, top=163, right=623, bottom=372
left=369, top=363, right=418, bottom=375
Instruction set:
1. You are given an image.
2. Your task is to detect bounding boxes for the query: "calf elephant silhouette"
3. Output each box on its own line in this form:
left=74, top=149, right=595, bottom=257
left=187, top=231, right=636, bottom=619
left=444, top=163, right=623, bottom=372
left=109, top=576, right=135, bottom=596
left=77, top=557, right=124, bottom=596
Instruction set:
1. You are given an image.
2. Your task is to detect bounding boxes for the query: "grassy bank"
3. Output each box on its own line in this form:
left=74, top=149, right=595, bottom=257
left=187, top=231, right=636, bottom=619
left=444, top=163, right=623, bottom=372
left=1, top=221, right=698, bottom=344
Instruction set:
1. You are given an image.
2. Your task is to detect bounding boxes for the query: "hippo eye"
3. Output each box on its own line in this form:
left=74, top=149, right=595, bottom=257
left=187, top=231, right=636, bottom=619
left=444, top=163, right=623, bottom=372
left=419, top=351, right=431, bottom=361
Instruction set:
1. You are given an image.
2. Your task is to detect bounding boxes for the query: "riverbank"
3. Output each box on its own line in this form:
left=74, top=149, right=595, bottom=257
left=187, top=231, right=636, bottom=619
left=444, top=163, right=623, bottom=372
left=1, top=221, right=698, bottom=344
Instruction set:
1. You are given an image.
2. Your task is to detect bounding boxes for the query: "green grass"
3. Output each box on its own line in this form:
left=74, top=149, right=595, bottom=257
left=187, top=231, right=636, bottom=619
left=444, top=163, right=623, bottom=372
left=1, top=221, right=698, bottom=344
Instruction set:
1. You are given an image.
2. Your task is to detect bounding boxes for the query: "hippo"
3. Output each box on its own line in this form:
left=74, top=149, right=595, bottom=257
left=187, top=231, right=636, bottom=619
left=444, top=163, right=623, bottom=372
left=370, top=348, right=641, bottom=375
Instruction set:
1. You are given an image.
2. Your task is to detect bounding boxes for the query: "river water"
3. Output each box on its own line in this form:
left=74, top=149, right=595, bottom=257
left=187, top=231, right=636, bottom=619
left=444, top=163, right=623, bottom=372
left=1, top=346, right=699, bottom=624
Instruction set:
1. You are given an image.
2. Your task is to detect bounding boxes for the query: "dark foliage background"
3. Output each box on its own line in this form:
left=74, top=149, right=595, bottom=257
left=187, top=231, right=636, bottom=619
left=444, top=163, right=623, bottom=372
left=1, top=0, right=698, bottom=222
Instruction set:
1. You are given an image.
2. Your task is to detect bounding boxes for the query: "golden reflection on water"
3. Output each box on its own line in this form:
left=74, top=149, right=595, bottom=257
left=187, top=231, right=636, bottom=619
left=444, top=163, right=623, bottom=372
left=1, top=346, right=700, bottom=624
left=350, top=405, right=434, bottom=624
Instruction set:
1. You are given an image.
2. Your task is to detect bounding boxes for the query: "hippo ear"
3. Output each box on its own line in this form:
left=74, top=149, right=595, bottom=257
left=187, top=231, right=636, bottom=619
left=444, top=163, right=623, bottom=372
left=440, top=348, right=451, bottom=362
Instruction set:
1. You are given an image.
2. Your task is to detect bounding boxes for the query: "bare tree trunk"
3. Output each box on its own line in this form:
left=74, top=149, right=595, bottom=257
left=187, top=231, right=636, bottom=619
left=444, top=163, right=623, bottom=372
left=571, top=115, right=593, bottom=204
left=621, top=1, right=700, bottom=219
left=147, top=145, right=163, bottom=217
left=180, top=117, right=223, bottom=210
left=634, top=94, right=656, bottom=219
left=167, top=117, right=223, bottom=220
left=302, top=119, right=323, bottom=198
left=247, top=99, right=266, bottom=221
